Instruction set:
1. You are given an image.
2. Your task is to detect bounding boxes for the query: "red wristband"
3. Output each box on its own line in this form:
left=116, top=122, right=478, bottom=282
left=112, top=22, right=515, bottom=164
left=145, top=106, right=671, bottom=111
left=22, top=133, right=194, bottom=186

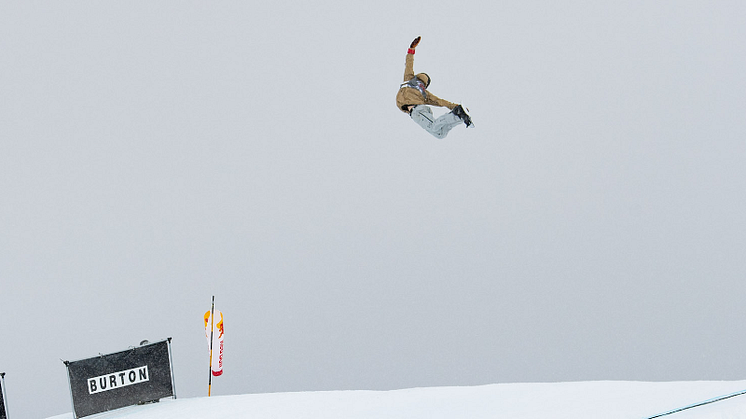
left=407, top=48, right=416, bottom=54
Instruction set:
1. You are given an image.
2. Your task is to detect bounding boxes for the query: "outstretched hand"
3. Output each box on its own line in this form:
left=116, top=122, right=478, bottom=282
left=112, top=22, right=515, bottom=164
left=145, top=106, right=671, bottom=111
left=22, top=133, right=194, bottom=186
left=410, top=36, right=421, bottom=49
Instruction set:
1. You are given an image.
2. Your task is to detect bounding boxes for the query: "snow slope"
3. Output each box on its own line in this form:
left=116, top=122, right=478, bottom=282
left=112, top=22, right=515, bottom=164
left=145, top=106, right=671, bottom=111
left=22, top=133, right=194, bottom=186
left=46, top=381, right=746, bottom=419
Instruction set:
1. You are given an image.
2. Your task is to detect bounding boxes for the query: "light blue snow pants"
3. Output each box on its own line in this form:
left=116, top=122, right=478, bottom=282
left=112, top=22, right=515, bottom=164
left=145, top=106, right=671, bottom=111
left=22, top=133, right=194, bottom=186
left=410, top=105, right=462, bottom=139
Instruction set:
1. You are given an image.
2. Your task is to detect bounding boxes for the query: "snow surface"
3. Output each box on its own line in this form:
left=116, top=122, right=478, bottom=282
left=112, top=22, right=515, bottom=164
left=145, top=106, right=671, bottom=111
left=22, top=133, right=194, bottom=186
left=46, top=381, right=746, bottom=419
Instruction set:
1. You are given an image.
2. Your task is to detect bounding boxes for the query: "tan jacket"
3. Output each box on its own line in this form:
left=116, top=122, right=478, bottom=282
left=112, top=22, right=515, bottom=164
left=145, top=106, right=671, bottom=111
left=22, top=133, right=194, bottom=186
left=396, top=52, right=457, bottom=113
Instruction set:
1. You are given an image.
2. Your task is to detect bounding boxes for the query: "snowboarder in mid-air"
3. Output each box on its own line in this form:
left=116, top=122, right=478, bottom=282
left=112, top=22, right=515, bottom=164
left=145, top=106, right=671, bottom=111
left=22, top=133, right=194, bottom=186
left=396, top=36, right=473, bottom=138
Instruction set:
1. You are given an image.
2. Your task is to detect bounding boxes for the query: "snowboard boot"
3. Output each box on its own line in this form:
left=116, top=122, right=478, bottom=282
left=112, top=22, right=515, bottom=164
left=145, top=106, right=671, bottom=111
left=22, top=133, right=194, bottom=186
left=452, top=105, right=474, bottom=127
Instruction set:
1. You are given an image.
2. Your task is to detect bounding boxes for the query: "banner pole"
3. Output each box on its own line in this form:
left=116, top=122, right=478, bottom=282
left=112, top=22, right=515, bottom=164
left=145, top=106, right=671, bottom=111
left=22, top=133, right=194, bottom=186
left=208, top=296, right=215, bottom=397
left=1, top=372, right=8, bottom=419
left=166, top=337, right=177, bottom=399
left=62, top=361, right=78, bottom=419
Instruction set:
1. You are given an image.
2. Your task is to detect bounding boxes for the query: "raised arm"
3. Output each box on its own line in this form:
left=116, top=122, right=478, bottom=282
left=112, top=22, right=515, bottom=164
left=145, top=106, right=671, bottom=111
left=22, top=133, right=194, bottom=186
left=403, top=36, right=420, bottom=82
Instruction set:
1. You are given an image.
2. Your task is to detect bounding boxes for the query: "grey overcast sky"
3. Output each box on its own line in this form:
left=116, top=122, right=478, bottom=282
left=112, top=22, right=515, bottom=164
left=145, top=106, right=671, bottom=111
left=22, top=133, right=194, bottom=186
left=2, top=1, right=746, bottom=418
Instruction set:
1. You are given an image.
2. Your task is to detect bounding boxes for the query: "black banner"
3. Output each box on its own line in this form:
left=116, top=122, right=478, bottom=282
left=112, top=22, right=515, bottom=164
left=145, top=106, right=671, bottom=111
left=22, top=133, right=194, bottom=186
left=64, top=339, right=175, bottom=418
left=0, top=372, right=7, bottom=419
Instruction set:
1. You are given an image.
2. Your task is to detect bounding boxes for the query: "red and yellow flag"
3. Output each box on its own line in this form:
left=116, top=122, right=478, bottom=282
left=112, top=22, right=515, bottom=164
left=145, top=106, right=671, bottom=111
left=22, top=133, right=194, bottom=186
left=203, top=309, right=224, bottom=377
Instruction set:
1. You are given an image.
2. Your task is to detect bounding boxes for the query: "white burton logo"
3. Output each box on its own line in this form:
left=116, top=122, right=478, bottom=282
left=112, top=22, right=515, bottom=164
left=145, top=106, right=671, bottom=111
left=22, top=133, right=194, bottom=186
left=88, top=366, right=149, bottom=394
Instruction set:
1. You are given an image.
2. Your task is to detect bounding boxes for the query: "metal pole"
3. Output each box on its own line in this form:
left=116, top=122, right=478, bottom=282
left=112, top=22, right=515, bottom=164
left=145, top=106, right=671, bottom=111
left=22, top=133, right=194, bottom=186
left=62, top=361, right=78, bottom=419
left=166, top=337, right=177, bottom=399
left=208, top=296, right=215, bottom=397
left=1, top=372, right=8, bottom=419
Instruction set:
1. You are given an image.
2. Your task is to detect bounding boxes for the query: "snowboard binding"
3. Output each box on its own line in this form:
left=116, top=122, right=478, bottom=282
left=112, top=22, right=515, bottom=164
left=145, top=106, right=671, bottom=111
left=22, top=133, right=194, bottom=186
left=452, top=105, right=474, bottom=128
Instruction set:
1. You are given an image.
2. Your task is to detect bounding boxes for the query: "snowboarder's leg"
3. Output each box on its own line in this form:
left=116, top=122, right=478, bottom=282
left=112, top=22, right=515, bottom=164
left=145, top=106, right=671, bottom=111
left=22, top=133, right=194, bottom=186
left=410, top=105, right=462, bottom=139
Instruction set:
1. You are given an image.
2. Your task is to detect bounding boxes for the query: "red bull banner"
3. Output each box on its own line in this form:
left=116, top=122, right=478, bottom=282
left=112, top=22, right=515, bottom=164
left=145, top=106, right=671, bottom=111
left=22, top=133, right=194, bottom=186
left=204, top=310, right=224, bottom=376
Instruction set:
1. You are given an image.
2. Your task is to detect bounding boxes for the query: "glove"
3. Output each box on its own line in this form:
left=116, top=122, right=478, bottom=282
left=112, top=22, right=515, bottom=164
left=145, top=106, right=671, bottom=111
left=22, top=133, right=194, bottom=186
left=408, top=36, right=421, bottom=54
